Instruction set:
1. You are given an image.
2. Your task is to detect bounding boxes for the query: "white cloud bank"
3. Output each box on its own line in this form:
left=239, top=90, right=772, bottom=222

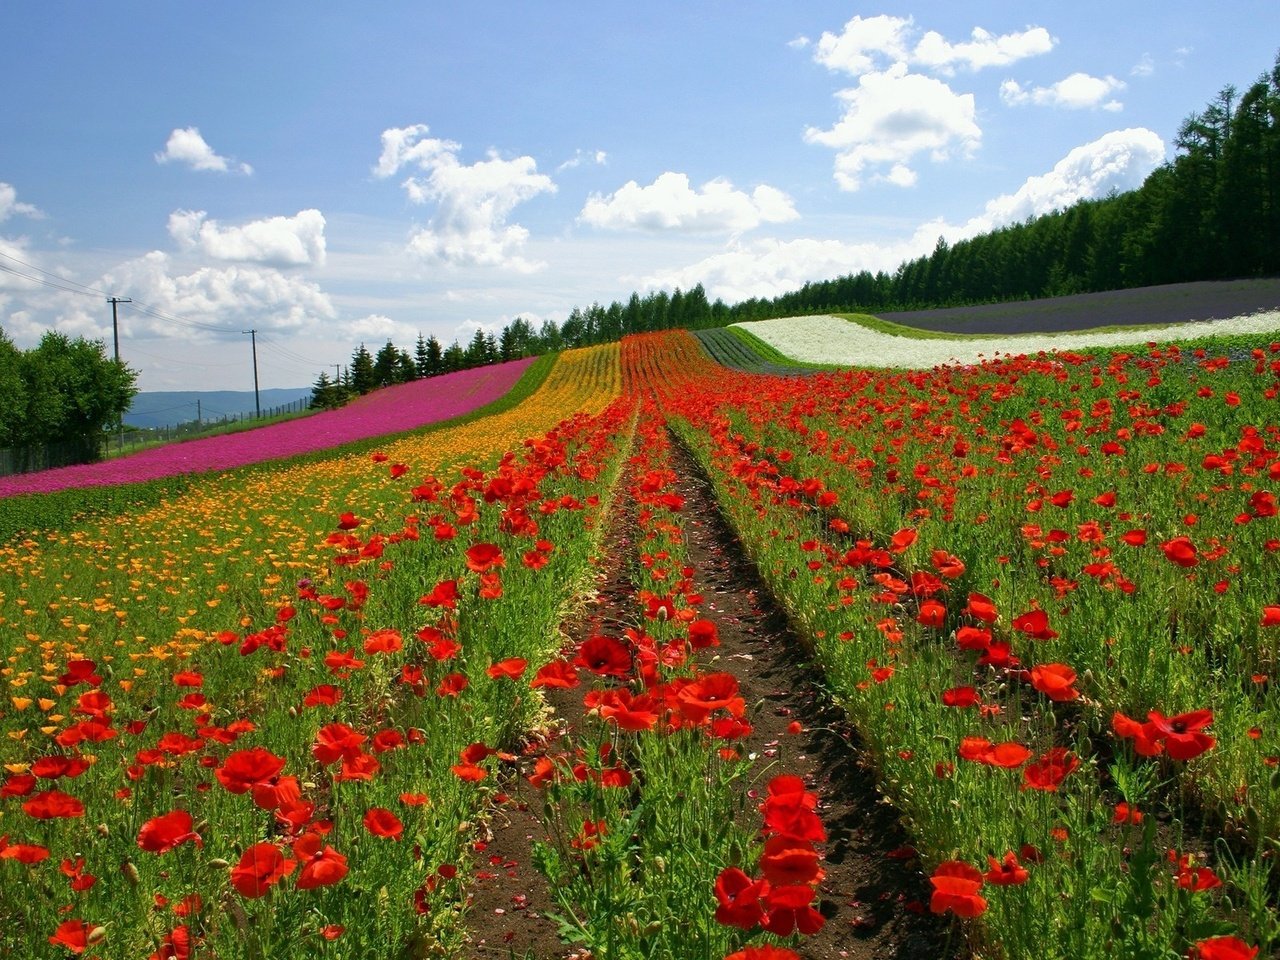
left=0, top=182, right=42, bottom=223
left=641, top=128, right=1165, bottom=303
left=1001, top=73, right=1126, bottom=111
left=155, top=127, right=253, bottom=175
left=804, top=63, right=981, bottom=191
left=581, top=172, right=798, bottom=233
left=812, top=14, right=1054, bottom=76
left=168, top=209, right=327, bottom=267
left=374, top=123, right=555, bottom=273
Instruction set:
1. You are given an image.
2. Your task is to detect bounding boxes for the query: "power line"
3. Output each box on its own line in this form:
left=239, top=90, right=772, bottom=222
left=0, top=249, right=111, bottom=298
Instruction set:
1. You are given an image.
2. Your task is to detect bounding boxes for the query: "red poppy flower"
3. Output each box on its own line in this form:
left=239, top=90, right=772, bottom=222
left=1160, top=536, right=1199, bottom=567
left=1146, top=709, right=1216, bottom=760
left=889, top=528, right=918, bottom=553
left=363, top=807, right=404, bottom=840
left=336, top=512, right=361, bottom=530
left=230, top=843, right=297, bottom=898
left=941, top=686, right=980, bottom=708
left=724, top=947, right=801, bottom=960
left=465, top=543, right=504, bottom=573
left=916, top=600, right=946, bottom=628
left=216, top=747, right=286, bottom=794
left=1029, top=663, right=1080, bottom=702
left=964, top=593, right=999, bottom=624
left=596, top=688, right=661, bottom=732
left=419, top=579, right=460, bottom=609
left=676, top=673, right=745, bottom=725
left=292, top=834, right=348, bottom=889
left=983, top=851, right=1029, bottom=885
left=486, top=657, right=527, bottom=680
left=1012, top=608, right=1058, bottom=640
left=761, top=883, right=825, bottom=936
left=437, top=672, right=468, bottom=697
left=312, top=723, right=366, bottom=765
left=530, top=659, right=579, bottom=689
left=48, top=919, right=93, bottom=954
left=303, top=684, right=342, bottom=708
left=687, top=619, right=719, bottom=649
left=22, top=789, right=85, bottom=820
left=0, top=838, right=50, bottom=863
left=1262, top=605, right=1280, bottom=627
left=713, top=866, right=766, bottom=929
left=929, top=860, right=987, bottom=918
left=363, top=628, right=403, bottom=654
left=1191, top=936, right=1258, bottom=960
left=759, top=835, right=824, bottom=887
left=1112, top=711, right=1164, bottom=756
left=1022, top=748, right=1080, bottom=791
left=137, top=810, right=202, bottom=854
left=575, top=635, right=632, bottom=677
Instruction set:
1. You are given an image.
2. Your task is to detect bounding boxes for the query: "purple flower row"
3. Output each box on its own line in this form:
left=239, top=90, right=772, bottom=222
left=0, top=359, right=535, bottom=498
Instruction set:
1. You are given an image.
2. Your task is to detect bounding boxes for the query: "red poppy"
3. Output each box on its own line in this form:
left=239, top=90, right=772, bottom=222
left=964, top=593, right=999, bottom=624
left=216, top=747, right=286, bottom=794
left=363, top=628, right=403, bottom=654
left=983, top=851, right=1029, bottom=885
left=575, top=635, right=632, bottom=677
left=293, top=833, right=348, bottom=889
left=419, top=579, right=460, bottom=609
left=363, top=807, right=404, bottom=840
left=486, top=657, right=527, bottom=680
left=1262, top=606, right=1280, bottom=627
left=759, top=835, right=824, bottom=887
left=1012, top=609, right=1058, bottom=640
left=1112, top=712, right=1164, bottom=756
left=530, top=659, right=579, bottom=689
left=929, top=860, right=987, bottom=918
left=1146, top=709, right=1215, bottom=760
left=595, top=688, right=661, bottom=732
left=0, top=838, right=50, bottom=863
left=336, top=512, right=361, bottom=530
left=1160, top=536, right=1199, bottom=567
left=713, top=866, right=766, bottom=929
left=303, top=684, right=342, bottom=708
left=889, top=528, right=918, bottom=553
left=1022, top=748, right=1080, bottom=791
left=1029, top=663, right=1080, bottom=702
left=724, top=947, right=801, bottom=960
left=941, top=686, right=980, bottom=708
left=312, top=723, right=366, bottom=765
left=675, top=673, right=745, bottom=725
left=48, top=919, right=93, bottom=954
left=30, top=756, right=89, bottom=780
left=138, top=810, right=202, bottom=854
left=761, top=883, right=825, bottom=936
left=1191, top=936, right=1259, bottom=960
left=437, top=672, right=468, bottom=697
left=916, top=600, right=946, bottom=628
left=22, top=789, right=85, bottom=820
left=465, top=543, right=504, bottom=573
left=687, top=619, right=719, bottom=649
left=230, top=843, right=297, bottom=898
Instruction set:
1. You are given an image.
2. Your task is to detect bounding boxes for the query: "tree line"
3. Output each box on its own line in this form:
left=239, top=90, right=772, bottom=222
left=0, top=329, right=137, bottom=470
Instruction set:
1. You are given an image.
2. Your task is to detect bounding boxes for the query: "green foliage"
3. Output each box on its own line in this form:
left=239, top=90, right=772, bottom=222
left=0, top=327, right=137, bottom=468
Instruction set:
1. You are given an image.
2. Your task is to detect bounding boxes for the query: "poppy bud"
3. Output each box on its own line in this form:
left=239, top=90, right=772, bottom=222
left=207, top=859, right=230, bottom=869
left=121, top=861, right=140, bottom=885
left=97, top=823, right=110, bottom=837
left=87, top=927, right=108, bottom=946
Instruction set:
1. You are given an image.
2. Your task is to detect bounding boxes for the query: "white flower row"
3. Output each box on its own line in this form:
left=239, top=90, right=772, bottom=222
left=734, top=311, right=1280, bottom=370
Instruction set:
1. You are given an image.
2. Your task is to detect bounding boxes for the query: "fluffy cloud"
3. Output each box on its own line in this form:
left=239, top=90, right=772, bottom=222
left=168, top=209, right=327, bottom=267
left=1001, top=73, right=1126, bottom=111
left=155, top=127, right=253, bottom=174
left=642, top=128, right=1166, bottom=303
left=100, top=251, right=335, bottom=337
left=374, top=124, right=555, bottom=272
left=814, top=15, right=1053, bottom=75
left=581, top=172, right=798, bottom=233
left=557, top=149, right=609, bottom=172
left=804, top=63, right=981, bottom=191
left=0, top=182, right=42, bottom=223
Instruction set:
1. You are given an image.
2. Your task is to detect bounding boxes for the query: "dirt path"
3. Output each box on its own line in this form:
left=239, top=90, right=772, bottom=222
left=463, top=434, right=958, bottom=959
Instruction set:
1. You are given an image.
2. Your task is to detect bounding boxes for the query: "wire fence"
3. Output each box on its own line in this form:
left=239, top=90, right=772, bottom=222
left=0, top=399, right=313, bottom=476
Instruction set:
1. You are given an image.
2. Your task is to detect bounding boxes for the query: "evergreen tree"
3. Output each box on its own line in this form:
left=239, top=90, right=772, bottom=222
left=425, top=335, right=444, bottom=376
left=373, top=340, right=401, bottom=387
left=350, top=343, right=376, bottom=394
left=442, top=340, right=465, bottom=373
left=415, top=333, right=431, bottom=378
left=310, top=371, right=342, bottom=410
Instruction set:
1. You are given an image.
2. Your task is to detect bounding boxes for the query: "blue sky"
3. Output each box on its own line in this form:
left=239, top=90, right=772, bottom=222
left=2, top=2, right=1278, bottom=390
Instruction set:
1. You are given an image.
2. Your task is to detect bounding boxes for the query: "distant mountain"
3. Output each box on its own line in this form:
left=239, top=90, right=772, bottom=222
left=125, top=388, right=312, bottom=429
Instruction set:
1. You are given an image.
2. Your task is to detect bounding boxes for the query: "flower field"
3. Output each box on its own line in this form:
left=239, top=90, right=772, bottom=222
left=2, top=323, right=1280, bottom=960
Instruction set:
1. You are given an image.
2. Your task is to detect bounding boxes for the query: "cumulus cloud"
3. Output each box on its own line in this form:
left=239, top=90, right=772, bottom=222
left=814, top=15, right=1053, bottom=75
left=374, top=123, right=556, bottom=272
left=804, top=63, right=981, bottom=191
left=642, top=128, right=1166, bottom=303
left=155, top=127, right=253, bottom=175
left=167, top=209, right=327, bottom=268
left=1001, top=73, right=1126, bottom=111
left=580, top=172, right=798, bottom=233
left=101, top=251, right=335, bottom=337
left=0, top=182, right=42, bottom=222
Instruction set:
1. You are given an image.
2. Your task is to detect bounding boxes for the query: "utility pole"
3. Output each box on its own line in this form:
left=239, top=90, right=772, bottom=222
left=195, top=399, right=201, bottom=427
left=107, top=297, right=131, bottom=362
left=243, top=329, right=260, bottom=417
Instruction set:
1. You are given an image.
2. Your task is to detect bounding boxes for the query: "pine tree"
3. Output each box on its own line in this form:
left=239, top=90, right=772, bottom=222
left=425, top=335, right=444, bottom=376
left=350, top=343, right=376, bottom=394
left=415, top=333, right=431, bottom=378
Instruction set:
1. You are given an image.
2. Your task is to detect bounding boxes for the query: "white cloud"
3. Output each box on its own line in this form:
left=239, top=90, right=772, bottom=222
left=374, top=124, right=556, bottom=272
left=1001, top=73, right=1126, bottom=111
left=348, top=313, right=420, bottom=344
left=642, top=128, right=1166, bottom=303
left=960, top=128, right=1165, bottom=232
left=788, top=35, right=811, bottom=51
left=167, top=209, right=327, bottom=267
left=804, top=62, right=981, bottom=191
left=814, top=15, right=1053, bottom=75
left=580, top=172, right=798, bottom=233
left=1131, top=54, right=1155, bottom=77
left=911, top=26, right=1055, bottom=74
left=100, top=251, right=335, bottom=337
left=557, top=148, right=609, bottom=172
left=155, top=127, right=253, bottom=175
left=0, top=182, right=42, bottom=222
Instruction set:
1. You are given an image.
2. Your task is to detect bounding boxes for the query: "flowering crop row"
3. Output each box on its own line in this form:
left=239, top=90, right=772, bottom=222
left=0, top=358, right=537, bottom=498
left=649, top=331, right=1280, bottom=959
left=0, top=345, right=629, bottom=957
